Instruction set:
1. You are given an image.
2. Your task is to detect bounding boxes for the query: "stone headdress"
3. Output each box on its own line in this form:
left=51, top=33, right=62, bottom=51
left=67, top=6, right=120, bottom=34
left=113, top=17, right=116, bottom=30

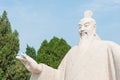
left=79, top=10, right=96, bottom=25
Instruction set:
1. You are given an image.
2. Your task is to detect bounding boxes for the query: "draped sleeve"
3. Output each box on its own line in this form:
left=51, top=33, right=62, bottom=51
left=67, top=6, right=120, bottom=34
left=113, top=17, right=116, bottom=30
left=106, top=41, right=120, bottom=80
left=30, top=48, right=71, bottom=80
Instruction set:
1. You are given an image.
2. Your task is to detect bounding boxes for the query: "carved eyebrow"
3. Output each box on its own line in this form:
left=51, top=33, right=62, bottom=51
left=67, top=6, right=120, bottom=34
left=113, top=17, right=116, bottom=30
left=84, top=22, right=90, bottom=25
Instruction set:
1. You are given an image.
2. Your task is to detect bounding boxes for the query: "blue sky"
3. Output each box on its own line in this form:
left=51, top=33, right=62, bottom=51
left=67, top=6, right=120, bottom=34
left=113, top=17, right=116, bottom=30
left=0, top=0, right=120, bottom=53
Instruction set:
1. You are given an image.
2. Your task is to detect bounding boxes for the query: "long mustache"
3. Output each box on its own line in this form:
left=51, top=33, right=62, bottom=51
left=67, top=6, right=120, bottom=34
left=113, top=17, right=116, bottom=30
left=80, top=31, right=88, bottom=35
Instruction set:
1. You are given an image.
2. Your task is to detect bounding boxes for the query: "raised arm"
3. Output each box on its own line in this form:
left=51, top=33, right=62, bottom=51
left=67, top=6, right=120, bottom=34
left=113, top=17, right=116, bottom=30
left=16, top=53, right=65, bottom=80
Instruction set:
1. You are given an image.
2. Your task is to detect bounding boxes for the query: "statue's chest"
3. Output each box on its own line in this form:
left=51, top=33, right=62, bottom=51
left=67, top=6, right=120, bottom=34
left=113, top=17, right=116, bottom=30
left=65, top=42, right=109, bottom=80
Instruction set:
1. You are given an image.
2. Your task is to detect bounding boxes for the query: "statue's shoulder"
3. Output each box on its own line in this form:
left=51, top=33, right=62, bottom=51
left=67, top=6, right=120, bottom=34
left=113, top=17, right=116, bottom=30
left=72, top=45, right=79, bottom=49
left=102, top=40, right=120, bottom=47
left=69, top=45, right=79, bottom=52
left=65, top=45, right=79, bottom=57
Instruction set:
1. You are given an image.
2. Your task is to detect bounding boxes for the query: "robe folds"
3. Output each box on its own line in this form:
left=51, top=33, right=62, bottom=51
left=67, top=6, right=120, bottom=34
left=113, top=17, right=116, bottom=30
left=30, top=39, right=120, bottom=80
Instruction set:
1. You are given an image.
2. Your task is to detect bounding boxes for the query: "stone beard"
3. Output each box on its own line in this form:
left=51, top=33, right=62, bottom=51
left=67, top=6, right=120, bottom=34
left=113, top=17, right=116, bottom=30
left=16, top=10, right=120, bottom=80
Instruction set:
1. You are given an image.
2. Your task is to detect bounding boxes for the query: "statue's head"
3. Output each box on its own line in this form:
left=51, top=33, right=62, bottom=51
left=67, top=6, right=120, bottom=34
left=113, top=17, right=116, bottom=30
left=78, top=10, right=96, bottom=39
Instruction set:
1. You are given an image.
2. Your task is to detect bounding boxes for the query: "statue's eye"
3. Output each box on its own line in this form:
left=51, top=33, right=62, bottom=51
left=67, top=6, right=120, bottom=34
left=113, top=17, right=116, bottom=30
left=84, top=22, right=90, bottom=27
left=79, top=24, right=82, bottom=29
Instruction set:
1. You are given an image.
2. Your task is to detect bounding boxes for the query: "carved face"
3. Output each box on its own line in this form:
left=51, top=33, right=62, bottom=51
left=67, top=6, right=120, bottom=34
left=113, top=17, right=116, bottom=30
left=79, top=20, right=96, bottom=38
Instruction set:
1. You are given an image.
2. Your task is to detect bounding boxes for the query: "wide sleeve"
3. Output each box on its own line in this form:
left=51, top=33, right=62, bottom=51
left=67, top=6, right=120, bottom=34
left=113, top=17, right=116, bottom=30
left=30, top=47, right=73, bottom=80
left=107, top=41, right=120, bottom=80
left=30, top=51, right=69, bottom=80
left=30, top=63, right=60, bottom=80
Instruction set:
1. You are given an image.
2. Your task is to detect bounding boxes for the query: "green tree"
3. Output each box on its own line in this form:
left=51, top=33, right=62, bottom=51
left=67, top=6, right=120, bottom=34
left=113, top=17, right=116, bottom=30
left=37, top=36, right=71, bottom=68
left=0, top=11, right=20, bottom=79
left=0, top=11, right=31, bottom=80
left=25, top=44, right=36, bottom=60
left=13, top=61, right=30, bottom=80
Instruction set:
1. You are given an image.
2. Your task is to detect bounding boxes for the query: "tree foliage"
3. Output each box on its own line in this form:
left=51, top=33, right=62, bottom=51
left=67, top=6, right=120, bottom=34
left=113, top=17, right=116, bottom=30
left=0, top=11, right=19, bottom=79
left=13, top=61, right=30, bottom=80
left=0, top=11, right=71, bottom=79
left=0, top=11, right=30, bottom=80
left=36, top=36, right=71, bottom=68
left=25, top=44, right=36, bottom=60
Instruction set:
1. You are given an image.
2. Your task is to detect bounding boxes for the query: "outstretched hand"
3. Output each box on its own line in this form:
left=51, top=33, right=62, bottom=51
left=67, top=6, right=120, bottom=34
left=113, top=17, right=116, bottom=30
left=16, top=53, right=42, bottom=74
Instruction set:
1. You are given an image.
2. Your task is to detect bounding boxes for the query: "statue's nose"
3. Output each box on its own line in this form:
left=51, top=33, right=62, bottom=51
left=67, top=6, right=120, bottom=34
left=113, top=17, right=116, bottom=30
left=81, top=26, right=85, bottom=31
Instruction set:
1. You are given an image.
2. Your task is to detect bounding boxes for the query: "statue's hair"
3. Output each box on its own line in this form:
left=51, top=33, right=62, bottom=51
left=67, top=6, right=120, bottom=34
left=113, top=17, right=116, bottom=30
left=78, top=10, right=96, bottom=25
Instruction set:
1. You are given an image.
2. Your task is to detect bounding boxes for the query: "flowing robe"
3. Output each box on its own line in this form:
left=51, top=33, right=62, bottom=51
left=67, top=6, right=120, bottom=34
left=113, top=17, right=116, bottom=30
left=30, top=38, right=120, bottom=80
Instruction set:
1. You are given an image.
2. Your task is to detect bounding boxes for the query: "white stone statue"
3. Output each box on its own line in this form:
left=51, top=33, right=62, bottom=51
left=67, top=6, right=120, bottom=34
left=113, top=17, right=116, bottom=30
left=16, top=10, right=120, bottom=80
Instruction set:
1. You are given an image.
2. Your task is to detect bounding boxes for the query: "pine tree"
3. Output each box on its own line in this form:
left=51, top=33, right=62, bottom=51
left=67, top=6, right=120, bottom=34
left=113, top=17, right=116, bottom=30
left=25, top=44, right=36, bottom=60
left=36, top=36, right=71, bottom=68
left=0, top=11, right=19, bottom=79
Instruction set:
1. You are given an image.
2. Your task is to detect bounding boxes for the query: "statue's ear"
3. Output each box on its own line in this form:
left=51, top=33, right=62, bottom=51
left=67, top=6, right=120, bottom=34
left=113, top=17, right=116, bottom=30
left=93, top=24, right=96, bottom=28
left=93, top=24, right=96, bottom=31
left=93, top=26, right=96, bottom=36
